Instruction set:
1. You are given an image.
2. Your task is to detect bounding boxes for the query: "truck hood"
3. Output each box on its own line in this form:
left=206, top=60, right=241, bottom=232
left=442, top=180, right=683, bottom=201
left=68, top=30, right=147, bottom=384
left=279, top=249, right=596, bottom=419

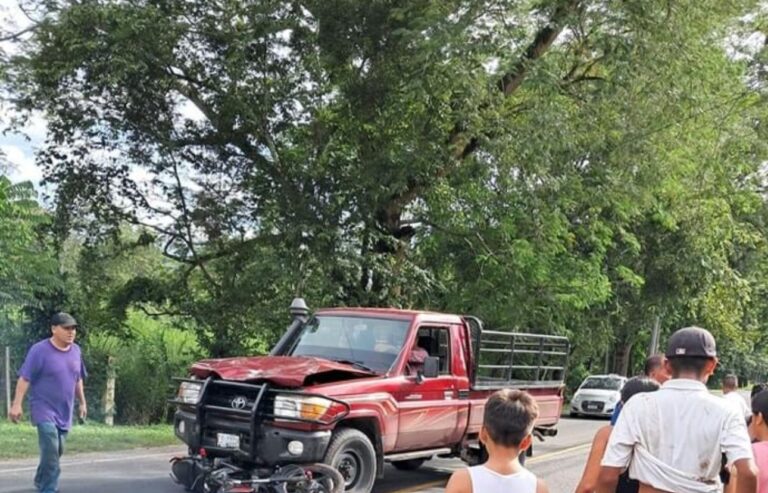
left=189, top=356, right=375, bottom=388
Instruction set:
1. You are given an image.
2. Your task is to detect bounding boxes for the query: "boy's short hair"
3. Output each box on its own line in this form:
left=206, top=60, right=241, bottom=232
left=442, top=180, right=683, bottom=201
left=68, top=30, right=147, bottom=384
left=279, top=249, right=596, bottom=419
left=752, top=388, right=768, bottom=417
left=483, top=389, right=539, bottom=447
left=620, top=376, right=660, bottom=403
left=751, top=383, right=767, bottom=399
left=667, top=356, right=712, bottom=377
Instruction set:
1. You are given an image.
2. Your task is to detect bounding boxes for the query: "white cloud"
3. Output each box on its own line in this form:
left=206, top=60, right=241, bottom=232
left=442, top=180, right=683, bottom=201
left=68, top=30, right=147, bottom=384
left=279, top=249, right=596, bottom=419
left=1, top=0, right=48, bottom=186
left=1, top=143, right=42, bottom=183
left=178, top=98, right=207, bottom=122
left=0, top=0, right=36, bottom=57
left=0, top=106, right=47, bottom=184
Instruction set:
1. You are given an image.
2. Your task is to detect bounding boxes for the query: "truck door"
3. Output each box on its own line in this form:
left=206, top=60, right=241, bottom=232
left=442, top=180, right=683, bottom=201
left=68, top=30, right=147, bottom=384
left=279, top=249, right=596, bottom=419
left=394, top=325, right=464, bottom=451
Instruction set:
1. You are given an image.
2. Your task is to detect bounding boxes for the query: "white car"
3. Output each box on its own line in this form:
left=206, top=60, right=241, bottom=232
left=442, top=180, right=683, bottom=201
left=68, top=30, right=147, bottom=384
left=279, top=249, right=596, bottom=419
left=570, top=374, right=627, bottom=418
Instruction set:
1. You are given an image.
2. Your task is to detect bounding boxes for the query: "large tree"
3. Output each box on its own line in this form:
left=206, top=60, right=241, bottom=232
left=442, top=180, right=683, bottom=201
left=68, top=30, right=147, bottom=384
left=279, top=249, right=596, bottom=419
left=3, top=0, right=768, bottom=362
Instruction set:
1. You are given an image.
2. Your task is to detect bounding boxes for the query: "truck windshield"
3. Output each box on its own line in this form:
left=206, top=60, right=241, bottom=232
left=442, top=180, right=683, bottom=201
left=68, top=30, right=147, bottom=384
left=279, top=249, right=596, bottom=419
left=288, top=315, right=411, bottom=373
left=581, top=377, right=623, bottom=390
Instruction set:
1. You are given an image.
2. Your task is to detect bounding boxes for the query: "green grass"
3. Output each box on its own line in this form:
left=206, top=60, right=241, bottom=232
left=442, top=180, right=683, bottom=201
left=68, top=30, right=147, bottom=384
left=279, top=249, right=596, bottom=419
left=0, top=422, right=179, bottom=460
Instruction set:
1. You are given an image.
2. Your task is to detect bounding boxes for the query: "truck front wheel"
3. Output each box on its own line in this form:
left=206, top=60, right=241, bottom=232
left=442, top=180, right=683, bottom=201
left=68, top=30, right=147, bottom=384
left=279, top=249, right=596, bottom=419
left=324, top=428, right=377, bottom=493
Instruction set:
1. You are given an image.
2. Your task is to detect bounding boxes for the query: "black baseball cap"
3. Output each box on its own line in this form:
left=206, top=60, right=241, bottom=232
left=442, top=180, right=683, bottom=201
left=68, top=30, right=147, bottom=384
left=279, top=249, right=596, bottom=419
left=665, top=326, right=716, bottom=358
left=51, top=312, right=78, bottom=327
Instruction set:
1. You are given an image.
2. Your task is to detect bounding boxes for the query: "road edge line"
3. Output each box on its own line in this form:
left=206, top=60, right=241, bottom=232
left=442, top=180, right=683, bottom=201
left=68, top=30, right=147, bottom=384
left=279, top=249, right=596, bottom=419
left=390, top=441, right=592, bottom=493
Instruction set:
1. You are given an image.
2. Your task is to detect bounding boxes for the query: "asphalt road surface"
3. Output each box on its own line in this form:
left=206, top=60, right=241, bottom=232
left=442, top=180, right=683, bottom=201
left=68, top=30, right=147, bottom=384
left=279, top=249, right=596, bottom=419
left=0, top=417, right=604, bottom=493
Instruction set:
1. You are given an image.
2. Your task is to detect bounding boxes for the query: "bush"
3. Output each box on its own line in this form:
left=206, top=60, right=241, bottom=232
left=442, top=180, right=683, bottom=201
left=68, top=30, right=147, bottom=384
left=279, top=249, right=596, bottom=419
left=85, top=309, right=204, bottom=425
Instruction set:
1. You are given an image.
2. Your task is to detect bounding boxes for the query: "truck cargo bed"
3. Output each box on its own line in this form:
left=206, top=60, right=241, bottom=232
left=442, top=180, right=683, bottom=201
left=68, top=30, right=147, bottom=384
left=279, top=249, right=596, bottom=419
left=465, top=317, right=569, bottom=391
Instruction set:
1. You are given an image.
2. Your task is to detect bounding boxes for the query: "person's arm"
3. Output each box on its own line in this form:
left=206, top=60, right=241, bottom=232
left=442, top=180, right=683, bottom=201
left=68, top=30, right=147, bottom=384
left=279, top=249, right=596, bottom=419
left=724, top=465, right=737, bottom=493
left=76, top=379, right=87, bottom=420
left=597, top=399, right=640, bottom=493
left=9, top=377, right=30, bottom=423
left=732, top=458, right=757, bottom=493
left=721, top=408, right=758, bottom=493
left=596, top=467, right=623, bottom=493
left=537, top=478, right=550, bottom=493
left=445, top=468, right=472, bottom=493
left=575, top=426, right=612, bottom=493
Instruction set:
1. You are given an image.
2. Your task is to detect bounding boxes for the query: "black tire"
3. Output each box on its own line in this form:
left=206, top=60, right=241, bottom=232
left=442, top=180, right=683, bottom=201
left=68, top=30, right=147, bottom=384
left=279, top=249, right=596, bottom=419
left=274, top=463, right=345, bottom=493
left=302, top=463, right=346, bottom=493
left=323, top=428, right=377, bottom=493
left=391, top=458, right=426, bottom=471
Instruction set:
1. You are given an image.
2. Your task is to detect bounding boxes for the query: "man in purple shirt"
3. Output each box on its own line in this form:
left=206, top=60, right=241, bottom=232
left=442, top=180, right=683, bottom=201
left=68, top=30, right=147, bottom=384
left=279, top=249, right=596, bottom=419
left=9, top=312, right=87, bottom=493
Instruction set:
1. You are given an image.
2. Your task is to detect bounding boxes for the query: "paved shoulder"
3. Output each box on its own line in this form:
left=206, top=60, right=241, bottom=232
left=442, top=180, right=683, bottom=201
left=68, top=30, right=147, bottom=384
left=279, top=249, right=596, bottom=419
left=0, top=446, right=186, bottom=493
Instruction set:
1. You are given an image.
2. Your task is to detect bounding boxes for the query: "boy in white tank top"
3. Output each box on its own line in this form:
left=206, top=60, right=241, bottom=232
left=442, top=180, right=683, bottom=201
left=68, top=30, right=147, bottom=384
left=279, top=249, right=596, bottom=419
left=446, top=389, right=549, bottom=493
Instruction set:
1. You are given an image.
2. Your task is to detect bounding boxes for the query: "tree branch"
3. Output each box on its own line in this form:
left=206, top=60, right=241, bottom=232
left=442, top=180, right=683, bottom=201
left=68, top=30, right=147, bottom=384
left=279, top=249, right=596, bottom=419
left=137, top=304, right=189, bottom=319
left=498, top=0, right=581, bottom=97
left=168, top=153, right=223, bottom=292
left=0, top=23, right=39, bottom=42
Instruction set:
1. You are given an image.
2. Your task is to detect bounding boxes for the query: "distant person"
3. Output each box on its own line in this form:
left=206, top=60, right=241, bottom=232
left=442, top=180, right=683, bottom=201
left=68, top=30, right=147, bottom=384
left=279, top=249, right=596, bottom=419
left=610, top=355, right=670, bottom=425
left=724, top=374, right=751, bottom=421
left=575, top=377, right=661, bottom=493
left=749, top=390, right=768, bottom=493
left=445, top=389, right=549, bottom=493
left=597, top=326, right=757, bottom=493
left=643, top=354, right=671, bottom=384
left=9, top=312, right=87, bottom=493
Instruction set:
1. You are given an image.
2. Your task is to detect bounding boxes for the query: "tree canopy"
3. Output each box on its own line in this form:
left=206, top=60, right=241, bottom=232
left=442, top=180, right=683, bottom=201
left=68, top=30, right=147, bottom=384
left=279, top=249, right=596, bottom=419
left=2, top=0, right=768, bottom=384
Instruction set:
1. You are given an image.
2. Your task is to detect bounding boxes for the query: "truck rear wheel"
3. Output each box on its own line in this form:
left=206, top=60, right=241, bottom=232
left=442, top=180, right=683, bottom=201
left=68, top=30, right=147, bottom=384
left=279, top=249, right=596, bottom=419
left=324, top=428, right=377, bottom=493
left=391, top=458, right=426, bottom=471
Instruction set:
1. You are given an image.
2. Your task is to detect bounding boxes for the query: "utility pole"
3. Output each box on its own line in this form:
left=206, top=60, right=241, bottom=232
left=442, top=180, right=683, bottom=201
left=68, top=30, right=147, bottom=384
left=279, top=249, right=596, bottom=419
left=4, top=346, right=10, bottom=418
left=649, top=316, right=661, bottom=356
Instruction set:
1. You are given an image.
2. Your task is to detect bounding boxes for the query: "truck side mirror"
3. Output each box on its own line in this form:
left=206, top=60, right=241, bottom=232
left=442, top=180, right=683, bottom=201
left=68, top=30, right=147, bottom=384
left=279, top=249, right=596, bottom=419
left=420, top=357, right=440, bottom=380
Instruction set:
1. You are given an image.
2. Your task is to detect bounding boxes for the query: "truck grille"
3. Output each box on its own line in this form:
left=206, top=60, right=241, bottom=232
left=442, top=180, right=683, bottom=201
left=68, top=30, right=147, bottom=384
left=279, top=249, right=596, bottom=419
left=170, top=377, right=350, bottom=458
left=206, top=382, right=264, bottom=412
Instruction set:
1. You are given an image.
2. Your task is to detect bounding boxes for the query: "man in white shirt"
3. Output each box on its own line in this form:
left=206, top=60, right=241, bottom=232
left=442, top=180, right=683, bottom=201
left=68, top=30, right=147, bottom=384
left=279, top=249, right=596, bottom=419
left=723, top=374, right=751, bottom=421
left=597, top=326, right=758, bottom=493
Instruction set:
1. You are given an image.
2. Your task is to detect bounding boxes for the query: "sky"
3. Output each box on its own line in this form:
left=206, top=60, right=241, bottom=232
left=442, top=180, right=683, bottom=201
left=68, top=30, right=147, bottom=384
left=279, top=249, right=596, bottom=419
left=0, top=0, right=44, bottom=185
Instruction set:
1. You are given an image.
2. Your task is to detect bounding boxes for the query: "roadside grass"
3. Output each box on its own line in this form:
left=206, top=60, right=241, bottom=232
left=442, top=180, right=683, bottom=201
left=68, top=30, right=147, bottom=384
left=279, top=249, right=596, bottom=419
left=0, top=422, right=178, bottom=460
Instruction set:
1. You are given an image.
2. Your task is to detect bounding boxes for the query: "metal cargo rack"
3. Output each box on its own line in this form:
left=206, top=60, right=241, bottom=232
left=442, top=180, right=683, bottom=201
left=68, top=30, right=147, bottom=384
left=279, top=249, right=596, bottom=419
left=464, top=316, right=570, bottom=390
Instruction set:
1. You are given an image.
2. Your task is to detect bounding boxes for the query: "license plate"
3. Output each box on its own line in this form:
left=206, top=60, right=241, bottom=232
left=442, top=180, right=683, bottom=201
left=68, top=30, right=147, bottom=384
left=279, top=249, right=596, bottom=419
left=587, top=404, right=599, bottom=410
left=216, top=433, right=240, bottom=449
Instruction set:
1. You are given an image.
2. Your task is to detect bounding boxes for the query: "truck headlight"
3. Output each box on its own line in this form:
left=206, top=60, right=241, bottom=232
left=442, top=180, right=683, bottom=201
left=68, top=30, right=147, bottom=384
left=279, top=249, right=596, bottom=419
left=274, top=395, right=333, bottom=421
left=178, top=381, right=203, bottom=404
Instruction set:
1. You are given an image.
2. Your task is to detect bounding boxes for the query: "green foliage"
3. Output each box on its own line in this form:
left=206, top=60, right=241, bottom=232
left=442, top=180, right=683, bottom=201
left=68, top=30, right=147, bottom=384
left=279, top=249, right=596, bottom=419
left=0, top=421, right=176, bottom=459
left=86, top=309, right=203, bottom=424
left=3, top=0, right=768, bottom=399
left=0, top=177, right=57, bottom=308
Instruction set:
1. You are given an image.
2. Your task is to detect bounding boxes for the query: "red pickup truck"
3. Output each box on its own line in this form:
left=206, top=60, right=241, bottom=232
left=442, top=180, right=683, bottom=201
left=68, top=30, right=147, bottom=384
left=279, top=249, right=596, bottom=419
left=170, top=299, right=569, bottom=493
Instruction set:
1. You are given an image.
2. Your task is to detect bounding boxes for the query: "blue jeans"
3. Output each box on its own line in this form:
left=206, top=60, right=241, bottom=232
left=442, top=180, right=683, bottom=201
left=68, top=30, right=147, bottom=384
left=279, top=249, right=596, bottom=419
left=34, top=422, right=67, bottom=493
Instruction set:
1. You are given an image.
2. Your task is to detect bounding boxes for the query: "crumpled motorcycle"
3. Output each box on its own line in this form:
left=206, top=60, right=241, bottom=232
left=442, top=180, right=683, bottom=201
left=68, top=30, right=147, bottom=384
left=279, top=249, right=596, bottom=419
left=171, top=454, right=344, bottom=493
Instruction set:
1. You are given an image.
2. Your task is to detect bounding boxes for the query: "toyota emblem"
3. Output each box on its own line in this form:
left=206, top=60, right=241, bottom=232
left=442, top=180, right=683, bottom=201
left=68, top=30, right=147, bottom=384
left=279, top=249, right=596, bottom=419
left=230, top=395, right=248, bottom=409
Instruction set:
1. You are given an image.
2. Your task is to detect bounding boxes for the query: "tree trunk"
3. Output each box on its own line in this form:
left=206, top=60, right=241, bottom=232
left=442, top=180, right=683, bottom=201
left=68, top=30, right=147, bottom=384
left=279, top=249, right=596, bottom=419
left=613, top=342, right=633, bottom=376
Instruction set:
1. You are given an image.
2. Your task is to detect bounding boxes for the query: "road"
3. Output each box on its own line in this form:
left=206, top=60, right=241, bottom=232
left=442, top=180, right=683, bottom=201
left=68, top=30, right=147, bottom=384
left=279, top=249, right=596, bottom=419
left=0, top=417, right=603, bottom=493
